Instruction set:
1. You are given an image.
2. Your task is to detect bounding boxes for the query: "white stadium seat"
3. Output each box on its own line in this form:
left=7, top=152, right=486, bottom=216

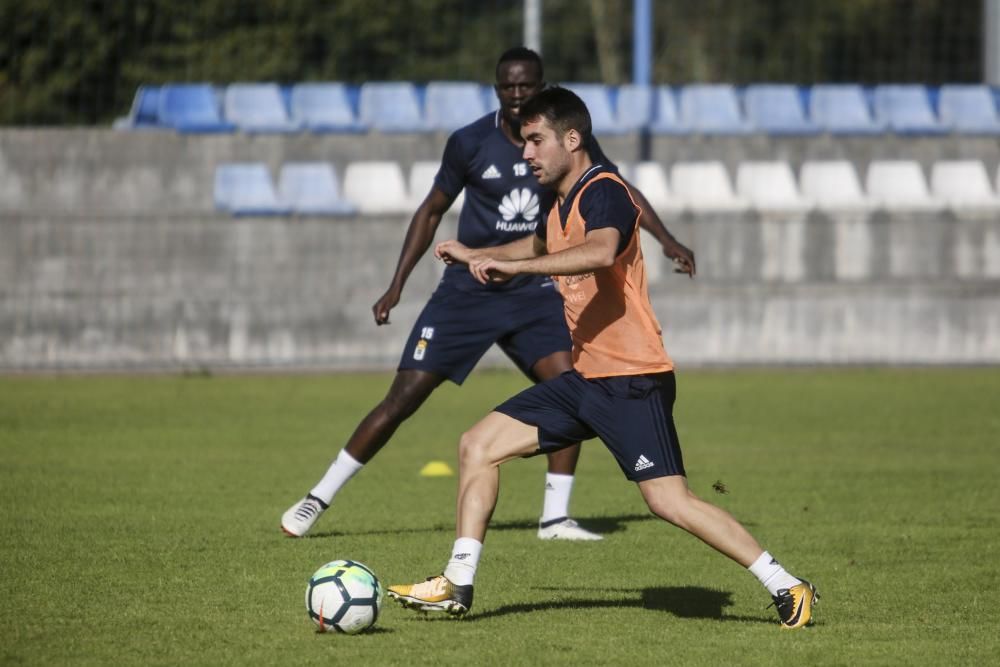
left=799, top=161, right=873, bottom=211
left=632, top=162, right=681, bottom=213
left=343, top=161, right=410, bottom=214
left=866, top=160, right=941, bottom=210
left=930, top=160, right=1000, bottom=209
left=736, top=161, right=811, bottom=212
left=408, top=161, right=465, bottom=211
left=670, top=161, right=748, bottom=211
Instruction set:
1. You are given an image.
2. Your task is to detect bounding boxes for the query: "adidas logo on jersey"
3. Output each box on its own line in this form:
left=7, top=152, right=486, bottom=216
left=634, top=455, right=655, bottom=472
left=482, top=164, right=502, bottom=179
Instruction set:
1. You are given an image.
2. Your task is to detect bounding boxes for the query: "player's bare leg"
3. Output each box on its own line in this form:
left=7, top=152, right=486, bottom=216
left=388, top=411, right=539, bottom=614
left=637, top=475, right=763, bottom=565
left=343, top=370, right=445, bottom=463
left=530, top=351, right=601, bottom=540
left=637, top=476, right=818, bottom=628
left=281, top=370, right=444, bottom=537
left=455, top=412, right=541, bottom=540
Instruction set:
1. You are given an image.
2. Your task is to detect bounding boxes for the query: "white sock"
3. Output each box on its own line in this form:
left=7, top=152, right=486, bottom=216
left=309, top=449, right=364, bottom=505
left=748, top=551, right=802, bottom=597
left=443, top=537, right=482, bottom=587
left=541, top=473, right=574, bottom=522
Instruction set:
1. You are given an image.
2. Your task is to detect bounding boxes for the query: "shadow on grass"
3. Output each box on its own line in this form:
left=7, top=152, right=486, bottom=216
left=305, top=513, right=654, bottom=539
left=316, top=626, right=395, bottom=636
left=402, top=586, right=772, bottom=625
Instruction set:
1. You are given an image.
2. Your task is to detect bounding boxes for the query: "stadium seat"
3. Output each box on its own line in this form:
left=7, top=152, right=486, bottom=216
left=736, top=162, right=811, bottom=211
left=563, top=83, right=625, bottom=135
left=671, top=161, right=748, bottom=211
left=614, top=162, right=634, bottom=182
left=799, top=161, right=873, bottom=210
left=743, top=85, right=818, bottom=134
left=930, top=160, right=1000, bottom=209
left=277, top=163, right=357, bottom=216
left=808, top=85, right=884, bottom=134
left=425, top=82, right=488, bottom=131
left=631, top=162, right=681, bottom=212
left=872, top=85, right=948, bottom=134
left=649, top=86, right=687, bottom=134
left=408, top=161, right=465, bottom=211
left=214, top=163, right=290, bottom=216
left=158, top=83, right=234, bottom=133
left=343, top=161, right=411, bottom=214
left=866, top=160, right=941, bottom=210
left=358, top=82, right=430, bottom=132
left=936, top=85, right=1000, bottom=134
left=289, top=83, right=365, bottom=133
left=482, top=85, right=500, bottom=113
left=616, top=84, right=654, bottom=132
left=677, top=84, right=753, bottom=134
left=224, top=83, right=300, bottom=133
left=113, top=85, right=162, bottom=129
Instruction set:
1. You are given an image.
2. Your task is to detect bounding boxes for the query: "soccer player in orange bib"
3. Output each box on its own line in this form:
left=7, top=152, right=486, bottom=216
left=388, top=87, right=818, bottom=629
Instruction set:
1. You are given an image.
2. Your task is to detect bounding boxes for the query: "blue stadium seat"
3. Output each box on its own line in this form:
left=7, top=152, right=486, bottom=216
left=873, top=85, right=947, bottom=135
left=562, top=83, right=625, bottom=135
left=113, top=85, right=162, bottom=129
left=649, top=86, right=687, bottom=134
left=743, top=85, right=818, bottom=134
left=678, top=84, right=753, bottom=134
left=214, top=163, right=290, bottom=216
left=278, top=163, right=357, bottom=216
left=808, top=84, right=883, bottom=134
left=616, top=84, right=653, bottom=132
left=425, top=82, right=487, bottom=131
left=224, top=83, right=300, bottom=133
left=937, top=85, right=1000, bottom=134
left=358, top=82, right=430, bottom=132
left=158, top=84, right=234, bottom=133
left=289, top=83, right=365, bottom=133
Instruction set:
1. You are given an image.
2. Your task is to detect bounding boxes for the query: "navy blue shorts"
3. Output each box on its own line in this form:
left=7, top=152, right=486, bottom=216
left=495, top=370, right=686, bottom=482
left=398, top=280, right=572, bottom=384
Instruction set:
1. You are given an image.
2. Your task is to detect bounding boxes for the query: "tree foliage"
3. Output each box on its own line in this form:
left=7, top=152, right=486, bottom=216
left=0, top=0, right=983, bottom=125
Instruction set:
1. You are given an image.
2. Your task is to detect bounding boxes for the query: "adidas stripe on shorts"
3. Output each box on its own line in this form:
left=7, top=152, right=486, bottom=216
left=495, top=370, right=686, bottom=482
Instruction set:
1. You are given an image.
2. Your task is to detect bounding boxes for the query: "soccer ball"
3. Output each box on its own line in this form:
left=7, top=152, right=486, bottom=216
left=305, top=559, right=383, bottom=634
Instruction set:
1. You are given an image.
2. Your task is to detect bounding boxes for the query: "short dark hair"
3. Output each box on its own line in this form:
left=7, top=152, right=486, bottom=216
left=517, top=86, right=592, bottom=141
left=495, top=47, right=544, bottom=80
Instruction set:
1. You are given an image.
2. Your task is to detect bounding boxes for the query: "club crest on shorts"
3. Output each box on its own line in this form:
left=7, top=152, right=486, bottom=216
left=413, top=339, right=428, bottom=361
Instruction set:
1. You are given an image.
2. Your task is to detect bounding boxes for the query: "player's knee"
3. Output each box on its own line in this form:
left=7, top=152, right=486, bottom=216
left=381, top=385, right=427, bottom=422
left=647, top=500, right=681, bottom=526
left=644, top=489, right=693, bottom=528
left=458, top=428, right=499, bottom=470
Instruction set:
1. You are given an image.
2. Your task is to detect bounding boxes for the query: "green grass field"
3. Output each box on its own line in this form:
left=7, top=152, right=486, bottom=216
left=2, top=368, right=999, bottom=665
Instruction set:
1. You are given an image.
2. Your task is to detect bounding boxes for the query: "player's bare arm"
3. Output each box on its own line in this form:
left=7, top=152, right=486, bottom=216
left=435, top=234, right=544, bottom=265
left=373, top=187, right=455, bottom=325
left=621, top=179, right=696, bottom=278
left=469, top=227, right=619, bottom=284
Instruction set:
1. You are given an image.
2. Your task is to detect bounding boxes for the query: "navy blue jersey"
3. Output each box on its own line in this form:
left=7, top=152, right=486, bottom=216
left=536, top=164, right=638, bottom=256
left=434, top=111, right=617, bottom=292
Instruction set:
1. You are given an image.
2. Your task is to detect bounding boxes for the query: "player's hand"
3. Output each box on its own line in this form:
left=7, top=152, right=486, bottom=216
left=662, top=238, right=696, bottom=278
left=372, top=288, right=401, bottom=325
left=469, top=257, right=516, bottom=284
left=434, top=240, right=474, bottom=265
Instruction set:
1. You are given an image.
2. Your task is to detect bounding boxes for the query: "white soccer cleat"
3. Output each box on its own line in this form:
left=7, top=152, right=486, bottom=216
left=537, top=517, right=603, bottom=541
left=280, top=494, right=328, bottom=537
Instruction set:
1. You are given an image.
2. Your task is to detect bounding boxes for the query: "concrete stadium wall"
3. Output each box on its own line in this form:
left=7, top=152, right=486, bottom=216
left=2, top=130, right=999, bottom=370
